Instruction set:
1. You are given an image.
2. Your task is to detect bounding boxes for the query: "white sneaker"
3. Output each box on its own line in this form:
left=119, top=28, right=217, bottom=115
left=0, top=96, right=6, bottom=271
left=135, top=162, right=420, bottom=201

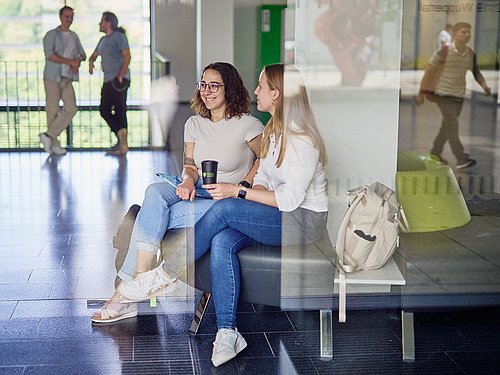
left=211, top=328, right=247, bottom=367
left=39, top=133, right=52, bottom=153
left=118, top=265, right=177, bottom=302
left=51, top=144, right=67, bottom=156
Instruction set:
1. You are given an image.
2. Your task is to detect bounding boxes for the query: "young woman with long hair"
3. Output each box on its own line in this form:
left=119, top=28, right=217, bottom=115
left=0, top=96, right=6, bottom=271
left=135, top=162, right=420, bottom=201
left=119, top=64, right=328, bottom=367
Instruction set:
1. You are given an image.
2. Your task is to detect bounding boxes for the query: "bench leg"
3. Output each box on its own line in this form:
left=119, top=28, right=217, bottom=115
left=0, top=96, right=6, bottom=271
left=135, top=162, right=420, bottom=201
left=320, top=309, right=333, bottom=359
left=402, top=310, right=415, bottom=362
left=189, top=292, right=211, bottom=336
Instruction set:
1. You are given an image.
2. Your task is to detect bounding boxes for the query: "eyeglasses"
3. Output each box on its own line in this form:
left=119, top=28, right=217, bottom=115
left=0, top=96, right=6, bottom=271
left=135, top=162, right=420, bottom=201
left=196, top=81, right=224, bottom=93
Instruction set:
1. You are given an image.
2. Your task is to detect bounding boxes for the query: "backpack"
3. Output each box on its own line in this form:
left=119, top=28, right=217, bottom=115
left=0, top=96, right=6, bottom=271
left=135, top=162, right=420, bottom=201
left=335, top=182, right=409, bottom=322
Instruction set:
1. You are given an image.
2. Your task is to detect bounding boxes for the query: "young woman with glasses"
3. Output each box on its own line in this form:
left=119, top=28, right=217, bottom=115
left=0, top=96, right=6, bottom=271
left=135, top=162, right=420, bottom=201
left=119, top=64, right=328, bottom=367
left=91, top=62, right=263, bottom=323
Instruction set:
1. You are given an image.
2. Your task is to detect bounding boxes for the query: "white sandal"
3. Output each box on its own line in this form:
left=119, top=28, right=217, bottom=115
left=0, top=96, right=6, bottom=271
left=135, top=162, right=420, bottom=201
left=91, top=302, right=137, bottom=324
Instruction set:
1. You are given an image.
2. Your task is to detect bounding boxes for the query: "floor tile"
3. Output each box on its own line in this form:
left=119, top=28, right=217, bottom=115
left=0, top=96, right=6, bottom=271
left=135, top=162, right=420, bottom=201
left=415, top=326, right=493, bottom=353
left=0, top=318, right=39, bottom=340
left=170, top=359, right=238, bottom=375
left=134, top=335, right=192, bottom=362
left=0, top=244, right=43, bottom=257
left=60, top=254, right=116, bottom=270
left=68, top=234, right=115, bottom=245
left=447, top=350, right=500, bottom=375
left=0, top=367, right=24, bottom=375
left=0, top=283, right=52, bottom=301
left=12, top=300, right=91, bottom=319
left=0, top=269, right=31, bottom=284
left=415, top=308, right=500, bottom=328
left=237, top=356, right=318, bottom=375
left=73, top=281, right=115, bottom=300
left=2, top=149, right=500, bottom=373
left=91, top=316, right=151, bottom=338
left=36, top=316, right=136, bottom=340
left=160, top=312, right=217, bottom=335
left=28, top=268, right=80, bottom=284
left=0, top=234, right=70, bottom=246
left=39, top=243, right=115, bottom=257
left=0, top=301, right=17, bottom=319
left=286, top=309, right=401, bottom=333
left=23, top=363, right=123, bottom=374
left=236, top=311, right=295, bottom=333
left=0, top=338, right=131, bottom=366
left=267, top=328, right=401, bottom=358
left=0, top=256, right=63, bottom=271
left=312, top=352, right=464, bottom=375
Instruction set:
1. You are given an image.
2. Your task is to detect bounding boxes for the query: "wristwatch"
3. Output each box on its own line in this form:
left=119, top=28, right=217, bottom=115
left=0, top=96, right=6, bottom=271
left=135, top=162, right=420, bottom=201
left=237, top=186, right=247, bottom=199
left=239, top=180, right=251, bottom=189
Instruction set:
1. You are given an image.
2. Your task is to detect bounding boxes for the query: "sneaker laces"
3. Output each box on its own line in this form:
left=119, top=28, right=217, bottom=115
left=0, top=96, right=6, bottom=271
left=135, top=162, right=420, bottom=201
left=136, top=269, right=169, bottom=295
left=213, top=329, right=234, bottom=351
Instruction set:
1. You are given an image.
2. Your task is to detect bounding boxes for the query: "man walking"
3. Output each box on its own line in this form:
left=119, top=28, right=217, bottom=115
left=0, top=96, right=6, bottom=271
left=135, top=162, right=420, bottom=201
left=40, top=5, right=86, bottom=156
left=417, top=22, right=491, bottom=169
left=89, top=11, right=131, bottom=155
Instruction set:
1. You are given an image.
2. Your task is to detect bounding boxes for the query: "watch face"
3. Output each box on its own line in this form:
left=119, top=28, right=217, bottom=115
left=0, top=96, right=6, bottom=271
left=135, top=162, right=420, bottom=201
left=238, top=188, right=247, bottom=199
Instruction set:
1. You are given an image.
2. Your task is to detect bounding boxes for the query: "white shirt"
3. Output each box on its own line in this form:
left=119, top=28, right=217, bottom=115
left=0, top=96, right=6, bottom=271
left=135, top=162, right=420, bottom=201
left=184, top=114, right=263, bottom=183
left=253, top=129, right=328, bottom=213
left=438, top=29, right=452, bottom=47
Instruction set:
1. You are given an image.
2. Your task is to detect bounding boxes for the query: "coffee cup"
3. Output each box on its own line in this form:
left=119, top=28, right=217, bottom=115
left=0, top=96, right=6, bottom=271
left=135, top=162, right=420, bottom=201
left=201, top=160, right=218, bottom=184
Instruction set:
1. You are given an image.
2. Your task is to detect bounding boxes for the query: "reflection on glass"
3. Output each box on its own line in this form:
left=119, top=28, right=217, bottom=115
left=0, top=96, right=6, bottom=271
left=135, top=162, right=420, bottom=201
left=398, top=0, right=500, bottom=301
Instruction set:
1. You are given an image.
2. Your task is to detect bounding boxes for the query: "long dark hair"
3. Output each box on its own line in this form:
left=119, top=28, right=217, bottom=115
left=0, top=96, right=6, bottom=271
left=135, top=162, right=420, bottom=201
left=102, top=11, right=126, bottom=35
left=191, top=62, right=250, bottom=119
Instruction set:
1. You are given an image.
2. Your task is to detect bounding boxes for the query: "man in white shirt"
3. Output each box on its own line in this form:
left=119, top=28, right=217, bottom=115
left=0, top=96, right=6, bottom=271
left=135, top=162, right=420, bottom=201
left=40, top=6, right=86, bottom=156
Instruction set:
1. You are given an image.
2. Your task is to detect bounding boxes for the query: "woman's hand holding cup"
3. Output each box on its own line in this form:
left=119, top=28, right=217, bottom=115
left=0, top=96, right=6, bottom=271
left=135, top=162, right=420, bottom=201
left=203, top=183, right=240, bottom=200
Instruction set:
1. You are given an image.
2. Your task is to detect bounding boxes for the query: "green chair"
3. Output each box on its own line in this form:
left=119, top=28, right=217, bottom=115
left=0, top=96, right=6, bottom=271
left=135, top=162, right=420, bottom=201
left=396, top=151, right=471, bottom=232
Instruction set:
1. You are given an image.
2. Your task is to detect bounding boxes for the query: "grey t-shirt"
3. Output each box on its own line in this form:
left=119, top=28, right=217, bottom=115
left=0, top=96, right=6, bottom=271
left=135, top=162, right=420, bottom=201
left=96, top=31, right=130, bottom=82
left=184, top=114, right=263, bottom=183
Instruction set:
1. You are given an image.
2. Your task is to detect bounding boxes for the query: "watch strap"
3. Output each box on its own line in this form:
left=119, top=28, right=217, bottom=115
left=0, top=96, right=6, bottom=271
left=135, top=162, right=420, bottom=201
left=239, top=180, right=251, bottom=189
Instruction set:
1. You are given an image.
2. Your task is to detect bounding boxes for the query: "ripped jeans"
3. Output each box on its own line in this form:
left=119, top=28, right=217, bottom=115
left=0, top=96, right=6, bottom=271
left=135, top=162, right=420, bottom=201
left=118, top=180, right=215, bottom=281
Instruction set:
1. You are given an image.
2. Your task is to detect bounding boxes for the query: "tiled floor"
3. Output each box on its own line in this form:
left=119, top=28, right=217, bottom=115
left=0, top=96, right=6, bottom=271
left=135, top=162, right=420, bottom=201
left=1, top=98, right=499, bottom=374
left=1, top=150, right=499, bottom=374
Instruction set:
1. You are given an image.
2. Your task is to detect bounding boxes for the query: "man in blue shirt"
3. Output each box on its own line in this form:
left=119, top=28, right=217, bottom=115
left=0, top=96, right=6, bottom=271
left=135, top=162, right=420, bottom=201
left=41, top=5, right=86, bottom=156
left=89, top=11, right=131, bottom=155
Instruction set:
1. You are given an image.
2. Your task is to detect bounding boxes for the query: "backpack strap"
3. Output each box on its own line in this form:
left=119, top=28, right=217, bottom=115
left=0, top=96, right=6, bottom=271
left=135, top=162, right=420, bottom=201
left=335, top=189, right=366, bottom=272
left=397, top=205, right=410, bottom=233
left=336, top=187, right=367, bottom=323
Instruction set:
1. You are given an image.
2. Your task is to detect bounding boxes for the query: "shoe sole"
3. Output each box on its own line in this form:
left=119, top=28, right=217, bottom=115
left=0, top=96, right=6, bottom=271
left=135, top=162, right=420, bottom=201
left=91, top=307, right=138, bottom=324
left=212, top=337, right=248, bottom=367
left=118, top=279, right=178, bottom=302
left=457, top=161, right=477, bottom=169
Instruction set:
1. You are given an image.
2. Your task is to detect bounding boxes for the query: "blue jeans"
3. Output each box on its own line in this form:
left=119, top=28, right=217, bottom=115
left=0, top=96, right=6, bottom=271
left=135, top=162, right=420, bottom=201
left=118, top=180, right=215, bottom=281
left=194, top=198, right=327, bottom=329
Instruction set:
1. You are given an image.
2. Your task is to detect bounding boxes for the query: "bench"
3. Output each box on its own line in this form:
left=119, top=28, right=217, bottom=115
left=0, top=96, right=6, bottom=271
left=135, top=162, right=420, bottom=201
left=103, top=205, right=411, bottom=360
left=106, top=204, right=500, bottom=363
